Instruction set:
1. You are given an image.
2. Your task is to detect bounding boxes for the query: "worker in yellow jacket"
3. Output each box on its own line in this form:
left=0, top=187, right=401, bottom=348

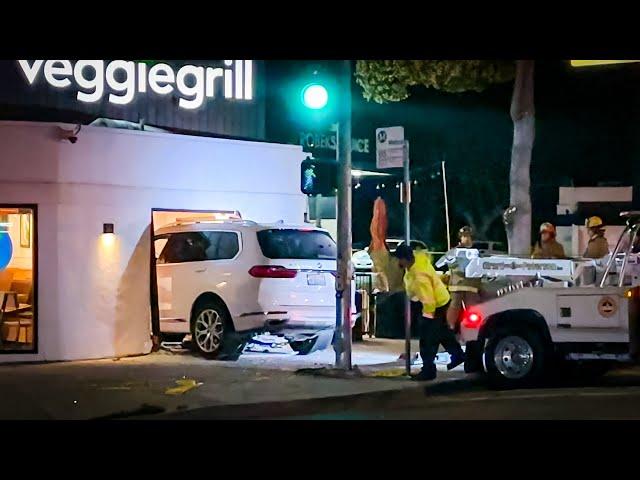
left=393, top=244, right=465, bottom=381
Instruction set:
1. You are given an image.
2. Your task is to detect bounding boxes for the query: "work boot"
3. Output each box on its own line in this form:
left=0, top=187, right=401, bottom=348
left=411, top=370, right=437, bottom=382
left=447, top=353, right=466, bottom=371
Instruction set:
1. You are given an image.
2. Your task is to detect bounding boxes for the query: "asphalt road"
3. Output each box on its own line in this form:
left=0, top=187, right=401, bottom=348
left=281, top=371, right=640, bottom=420
left=155, top=366, right=640, bottom=420
left=287, top=386, right=640, bottom=420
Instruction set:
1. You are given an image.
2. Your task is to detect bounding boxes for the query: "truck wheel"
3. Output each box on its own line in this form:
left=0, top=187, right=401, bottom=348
left=484, top=328, right=547, bottom=389
left=191, top=300, right=236, bottom=360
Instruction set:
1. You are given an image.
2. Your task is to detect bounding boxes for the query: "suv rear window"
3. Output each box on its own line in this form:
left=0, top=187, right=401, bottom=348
left=257, top=229, right=337, bottom=260
left=156, top=231, right=240, bottom=264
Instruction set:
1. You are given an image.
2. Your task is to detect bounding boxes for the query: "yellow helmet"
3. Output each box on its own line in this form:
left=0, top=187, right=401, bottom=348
left=586, top=216, right=604, bottom=229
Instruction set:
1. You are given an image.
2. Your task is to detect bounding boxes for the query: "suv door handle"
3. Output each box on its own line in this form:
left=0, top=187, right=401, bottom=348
left=195, top=268, right=207, bottom=273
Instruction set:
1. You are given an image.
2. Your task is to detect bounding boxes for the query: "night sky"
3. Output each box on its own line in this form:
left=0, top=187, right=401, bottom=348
left=266, top=60, right=640, bottom=249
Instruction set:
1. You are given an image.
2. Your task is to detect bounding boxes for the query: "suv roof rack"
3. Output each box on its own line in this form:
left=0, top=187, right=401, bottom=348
left=168, top=218, right=257, bottom=227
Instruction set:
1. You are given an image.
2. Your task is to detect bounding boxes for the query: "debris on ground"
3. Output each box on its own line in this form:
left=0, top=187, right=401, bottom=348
left=296, top=366, right=365, bottom=379
left=397, top=352, right=421, bottom=365
left=366, top=368, right=410, bottom=378
left=244, top=334, right=292, bottom=354
left=160, top=342, right=190, bottom=354
left=164, top=379, right=203, bottom=395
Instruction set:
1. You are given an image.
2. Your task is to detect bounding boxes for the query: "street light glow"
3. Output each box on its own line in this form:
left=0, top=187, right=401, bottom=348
left=301, top=83, right=328, bottom=109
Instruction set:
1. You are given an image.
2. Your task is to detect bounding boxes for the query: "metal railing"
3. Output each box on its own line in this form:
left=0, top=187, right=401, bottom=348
left=355, top=272, right=376, bottom=338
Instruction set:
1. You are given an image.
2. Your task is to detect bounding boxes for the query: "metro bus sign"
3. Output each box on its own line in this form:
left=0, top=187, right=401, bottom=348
left=571, top=60, right=640, bottom=67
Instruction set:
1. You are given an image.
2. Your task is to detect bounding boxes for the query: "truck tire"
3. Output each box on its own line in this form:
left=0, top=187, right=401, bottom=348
left=484, top=327, right=547, bottom=389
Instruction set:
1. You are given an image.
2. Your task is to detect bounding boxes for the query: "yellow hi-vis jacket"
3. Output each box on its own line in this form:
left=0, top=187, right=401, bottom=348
left=404, top=250, right=451, bottom=317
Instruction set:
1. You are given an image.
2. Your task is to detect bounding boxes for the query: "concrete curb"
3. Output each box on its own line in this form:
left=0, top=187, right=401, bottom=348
left=129, top=374, right=483, bottom=420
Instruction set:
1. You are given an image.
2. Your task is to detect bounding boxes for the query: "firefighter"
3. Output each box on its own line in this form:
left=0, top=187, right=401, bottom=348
left=457, top=226, right=474, bottom=248
left=532, top=222, right=565, bottom=259
left=584, top=216, right=609, bottom=259
left=393, top=244, right=465, bottom=381
left=446, top=226, right=482, bottom=330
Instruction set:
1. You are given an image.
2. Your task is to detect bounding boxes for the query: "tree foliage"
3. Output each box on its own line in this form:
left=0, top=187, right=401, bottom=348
left=355, top=60, right=515, bottom=102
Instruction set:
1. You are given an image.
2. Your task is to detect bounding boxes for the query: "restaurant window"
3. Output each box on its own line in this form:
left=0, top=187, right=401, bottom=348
left=0, top=205, right=36, bottom=353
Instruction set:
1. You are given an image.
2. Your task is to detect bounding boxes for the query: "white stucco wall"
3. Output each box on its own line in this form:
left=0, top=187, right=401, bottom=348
left=557, top=186, right=633, bottom=215
left=0, top=121, right=306, bottom=362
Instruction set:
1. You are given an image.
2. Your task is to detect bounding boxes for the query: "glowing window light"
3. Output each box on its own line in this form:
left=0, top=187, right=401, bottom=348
left=0, top=232, right=13, bottom=270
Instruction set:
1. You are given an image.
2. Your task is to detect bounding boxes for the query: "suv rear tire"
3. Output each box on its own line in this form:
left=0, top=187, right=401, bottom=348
left=484, top=327, right=548, bottom=389
left=191, top=299, right=236, bottom=360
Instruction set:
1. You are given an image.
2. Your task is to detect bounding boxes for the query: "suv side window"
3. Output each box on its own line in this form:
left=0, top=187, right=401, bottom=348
left=158, top=232, right=210, bottom=264
left=203, top=231, right=240, bottom=260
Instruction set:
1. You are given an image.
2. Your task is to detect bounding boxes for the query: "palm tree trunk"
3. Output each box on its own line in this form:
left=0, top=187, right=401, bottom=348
left=506, top=60, right=535, bottom=255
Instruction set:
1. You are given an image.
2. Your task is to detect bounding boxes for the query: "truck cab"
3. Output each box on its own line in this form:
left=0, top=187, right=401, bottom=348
left=442, top=211, right=640, bottom=388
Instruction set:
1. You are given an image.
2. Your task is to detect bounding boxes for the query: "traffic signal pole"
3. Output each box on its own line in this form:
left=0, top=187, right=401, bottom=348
left=403, top=141, right=412, bottom=376
left=335, top=60, right=353, bottom=370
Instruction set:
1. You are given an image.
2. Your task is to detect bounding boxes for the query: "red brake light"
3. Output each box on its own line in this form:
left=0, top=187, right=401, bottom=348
left=462, top=311, right=482, bottom=328
left=249, top=265, right=298, bottom=279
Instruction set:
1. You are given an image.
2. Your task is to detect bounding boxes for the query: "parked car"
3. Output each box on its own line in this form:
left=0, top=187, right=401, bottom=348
left=154, top=219, right=355, bottom=359
left=352, top=248, right=374, bottom=271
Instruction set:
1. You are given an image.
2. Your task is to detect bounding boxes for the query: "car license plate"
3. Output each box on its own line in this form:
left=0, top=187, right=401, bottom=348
left=307, top=273, right=326, bottom=286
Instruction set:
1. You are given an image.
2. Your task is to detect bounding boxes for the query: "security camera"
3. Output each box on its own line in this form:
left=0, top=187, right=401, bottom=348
left=57, top=124, right=82, bottom=144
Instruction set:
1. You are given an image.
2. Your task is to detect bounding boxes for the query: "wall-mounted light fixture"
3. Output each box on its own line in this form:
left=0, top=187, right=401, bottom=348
left=101, top=223, right=115, bottom=247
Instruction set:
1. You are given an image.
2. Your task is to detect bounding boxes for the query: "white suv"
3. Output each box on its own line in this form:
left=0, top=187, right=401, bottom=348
left=154, top=220, right=354, bottom=359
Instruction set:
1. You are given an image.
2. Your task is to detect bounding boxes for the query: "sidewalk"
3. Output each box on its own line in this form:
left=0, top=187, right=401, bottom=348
left=0, top=347, right=468, bottom=420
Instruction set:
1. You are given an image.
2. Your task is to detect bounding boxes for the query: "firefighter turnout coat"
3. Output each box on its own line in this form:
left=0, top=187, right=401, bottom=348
left=584, top=233, right=609, bottom=259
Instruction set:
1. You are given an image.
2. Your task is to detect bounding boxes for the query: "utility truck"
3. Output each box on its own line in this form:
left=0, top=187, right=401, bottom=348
left=437, top=212, right=640, bottom=388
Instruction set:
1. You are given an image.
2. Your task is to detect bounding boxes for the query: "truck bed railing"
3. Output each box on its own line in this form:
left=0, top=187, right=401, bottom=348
left=600, top=211, right=640, bottom=288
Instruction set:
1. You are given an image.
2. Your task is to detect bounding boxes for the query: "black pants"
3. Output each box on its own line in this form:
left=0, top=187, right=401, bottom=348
left=419, top=302, right=465, bottom=375
left=375, top=292, right=421, bottom=339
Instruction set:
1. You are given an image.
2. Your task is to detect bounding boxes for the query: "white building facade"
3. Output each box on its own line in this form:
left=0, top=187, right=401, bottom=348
left=0, top=121, right=306, bottom=362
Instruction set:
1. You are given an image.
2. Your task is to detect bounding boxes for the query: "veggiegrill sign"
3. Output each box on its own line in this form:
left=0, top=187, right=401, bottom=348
left=17, top=60, right=254, bottom=110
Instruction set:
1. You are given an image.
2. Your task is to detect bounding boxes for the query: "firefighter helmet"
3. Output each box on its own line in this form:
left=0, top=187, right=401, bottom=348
left=458, top=226, right=473, bottom=239
left=586, top=216, right=604, bottom=229
left=539, top=222, right=556, bottom=234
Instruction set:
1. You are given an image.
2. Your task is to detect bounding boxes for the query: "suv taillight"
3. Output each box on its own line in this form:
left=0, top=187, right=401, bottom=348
left=249, top=265, right=298, bottom=279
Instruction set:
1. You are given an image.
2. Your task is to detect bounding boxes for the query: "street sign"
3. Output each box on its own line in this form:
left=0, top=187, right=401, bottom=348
left=376, top=126, right=405, bottom=169
left=570, top=60, right=640, bottom=67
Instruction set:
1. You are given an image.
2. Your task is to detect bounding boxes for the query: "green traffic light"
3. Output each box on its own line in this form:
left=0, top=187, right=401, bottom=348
left=301, top=83, right=329, bottom=110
